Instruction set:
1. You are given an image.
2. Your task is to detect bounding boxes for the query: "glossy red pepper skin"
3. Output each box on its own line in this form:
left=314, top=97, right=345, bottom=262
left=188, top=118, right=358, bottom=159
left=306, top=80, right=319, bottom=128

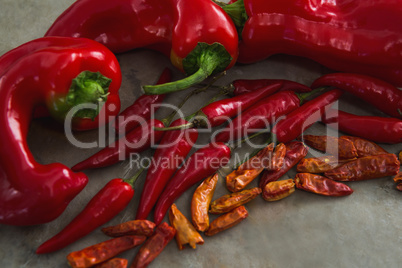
left=214, top=90, right=302, bottom=143
left=0, top=37, right=121, bottom=131
left=153, top=143, right=231, bottom=225
left=231, top=0, right=402, bottom=87
left=45, top=0, right=238, bottom=91
left=36, top=178, right=134, bottom=254
left=135, top=118, right=199, bottom=220
left=311, top=73, right=402, bottom=119
left=272, top=90, right=343, bottom=143
left=322, top=109, right=402, bottom=144
left=199, top=82, right=282, bottom=127
left=294, top=173, right=354, bottom=197
left=232, top=79, right=311, bottom=95
left=72, top=119, right=164, bottom=171
left=114, top=68, right=171, bottom=135
left=0, top=37, right=122, bottom=226
left=259, top=141, right=308, bottom=188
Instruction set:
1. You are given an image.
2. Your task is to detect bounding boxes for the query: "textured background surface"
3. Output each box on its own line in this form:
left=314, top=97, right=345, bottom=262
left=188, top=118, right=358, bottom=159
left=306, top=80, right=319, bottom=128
left=0, top=1, right=401, bottom=267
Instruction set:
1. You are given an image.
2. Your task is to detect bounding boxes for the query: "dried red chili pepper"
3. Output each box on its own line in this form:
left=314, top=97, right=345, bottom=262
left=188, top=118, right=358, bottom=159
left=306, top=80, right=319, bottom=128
left=271, top=90, right=343, bottom=144
left=262, top=179, right=295, bottom=201
left=222, top=0, right=402, bottom=87
left=214, top=89, right=321, bottom=143
left=271, top=143, right=287, bottom=171
left=46, top=0, right=238, bottom=94
left=102, top=220, right=155, bottom=238
left=0, top=36, right=123, bottom=226
left=311, top=73, right=402, bottom=119
left=322, top=109, right=402, bottom=144
left=130, top=222, right=176, bottom=268
left=340, top=136, right=388, bottom=157
left=209, top=187, right=261, bottom=214
left=36, top=170, right=144, bottom=254
left=72, top=119, right=164, bottom=171
left=296, top=156, right=354, bottom=174
left=396, top=183, right=402, bottom=191
left=205, top=205, right=249, bottom=236
left=153, top=142, right=231, bottom=224
left=191, top=173, right=219, bottom=232
left=67, top=235, right=146, bottom=268
left=113, top=68, right=171, bottom=135
left=300, top=135, right=358, bottom=159
left=294, top=173, right=354, bottom=197
left=169, top=203, right=204, bottom=250
left=232, top=78, right=312, bottom=95
left=226, top=143, right=275, bottom=192
left=393, top=171, right=402, bottom=183
left=93, top=258, right=128, bottom=268
left=260, top=141, right=308, bottom=188
left=324, top=154, right=400, bottom=181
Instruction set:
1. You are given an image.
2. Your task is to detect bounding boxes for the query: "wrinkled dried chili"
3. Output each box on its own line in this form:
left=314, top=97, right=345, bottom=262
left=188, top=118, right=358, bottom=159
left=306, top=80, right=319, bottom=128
left=262, top=179, right=295, bottom=201
left=294, top=173, right=354, bottom=196
left=209, top=187, right=261, bottom=214
left=205, top=206, right=249, bottom=236
left=101, top=220, right=155, bottom=238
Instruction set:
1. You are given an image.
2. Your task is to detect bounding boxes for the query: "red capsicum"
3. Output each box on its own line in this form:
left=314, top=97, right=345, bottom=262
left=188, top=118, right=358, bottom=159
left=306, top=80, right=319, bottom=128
left=45, top=0, right=239, bottom=94
left=221, top=0, right=402, bottom=87
left=0, top=36, right=121, bottom=226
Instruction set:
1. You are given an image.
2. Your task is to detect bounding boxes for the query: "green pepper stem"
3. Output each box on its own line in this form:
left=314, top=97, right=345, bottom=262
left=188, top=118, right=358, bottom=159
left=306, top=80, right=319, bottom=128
left=296, top=87, right=327, bottom=105
left=124, top=167, right=145, bottom=188
left=220, top=0, right=248, bottom=32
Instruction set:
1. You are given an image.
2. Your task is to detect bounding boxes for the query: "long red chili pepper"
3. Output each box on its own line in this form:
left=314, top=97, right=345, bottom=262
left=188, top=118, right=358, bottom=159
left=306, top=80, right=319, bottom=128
left=214, top=89, right=322, bottom=143
left=114, top=68, right=171, bottom=135
left=232, top=78, right=312, bottom=95
left=294, top=173, right=354, bottom=197
left=0, top=37, right=122, bottom=226
left=153, top=142, right=231, bottom=225
left=271, top=89, right=343, bottom=143
left=311, top=73, right=402, bottom=118
left=72, top=119, right=164, bottom=171
left=36, top=169, right=143, bottom=254
left=322, top=109, right=402, bottom=144
left=135, top=118, right=199, bottom=220
left=45, top=0, right=238, bottom=94
left=221, top=0, right=402, bottom=87
left=259, top=141, right=308, bottom=188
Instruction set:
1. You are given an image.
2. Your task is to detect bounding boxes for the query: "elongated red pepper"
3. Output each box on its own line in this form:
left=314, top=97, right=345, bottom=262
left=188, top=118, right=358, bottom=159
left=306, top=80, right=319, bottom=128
left=222, top=0, right=402, bottom=87
left=36, top=169, right=142, bottom=254
left=135, top=118, right=199, bottom=220
left=114, top=68, right=171, bottom=135
left=311, top=73, right=402, bottom=118
left=294, top=173, right=354, bottom=197
left=0, top=37, right=123, bottom=226
left=214, top=89, right=320, bottom=143
left=153, top=142, right=231, bottom=225
left=46, top=0, right=238, bottom=94
left=72, top=119, right=164, bottom=171
left=271, top=90, right=343, bottom=143
left=232, top=79, right=311, bottom=95
left=259, top=141, right=308, bottom=188
left=322, top=109, right=402, bottom=144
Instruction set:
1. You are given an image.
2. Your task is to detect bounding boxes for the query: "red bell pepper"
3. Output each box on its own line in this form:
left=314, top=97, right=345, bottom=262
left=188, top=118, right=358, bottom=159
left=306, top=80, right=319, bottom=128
left=221, top=0, right=402, bottom=87
left=45, top=0, right=239, bottom=94
left=0, top=36, right=121, bottom=226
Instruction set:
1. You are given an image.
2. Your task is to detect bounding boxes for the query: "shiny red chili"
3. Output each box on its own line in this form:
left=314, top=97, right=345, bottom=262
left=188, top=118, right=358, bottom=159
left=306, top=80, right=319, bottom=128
left=135, top=118, right=199, bottom=220
left=259, top=141, right=308, bottom=188
left=311, top=73, right=402, bottom=119
left=271, top=90, right=343, bottom=143
left=232, top=78, right=312, bottom=95
left=153, top=142, right=231, bottom=225
left=322, top=109, right=402, bottom=144
left=114, top=68, right=171, bottom=135
left=72, top=119, right=164, bottom=171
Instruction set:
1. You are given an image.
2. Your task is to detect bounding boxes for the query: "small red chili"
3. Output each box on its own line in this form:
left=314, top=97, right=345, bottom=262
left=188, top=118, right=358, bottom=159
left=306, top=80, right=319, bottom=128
left=294, top=173, right=354, bottom=197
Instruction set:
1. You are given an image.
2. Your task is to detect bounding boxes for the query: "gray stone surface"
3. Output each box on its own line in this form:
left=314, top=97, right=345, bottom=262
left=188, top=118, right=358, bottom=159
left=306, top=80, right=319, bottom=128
left=0, top=1, right=401, bottom=267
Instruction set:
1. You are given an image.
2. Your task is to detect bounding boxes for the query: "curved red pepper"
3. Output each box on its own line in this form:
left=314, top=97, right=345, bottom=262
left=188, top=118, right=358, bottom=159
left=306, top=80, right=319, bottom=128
left=45, top=0, right=239, bottom=94
left=72, top=119, right=165, bottom=171
left=232, top=79, right=312, bottom=95
left=311, top=73, right=402, bottom=119
left=136, top=118, right=199, bottom=220
left=223, top=0, right=402, bottom=87
left=36, top=178, right=135, bottom=254
left=294, top=173, right=354, bottom=197
left=114, top=68, right=171, bottom=135
left=322, top=109, right=402, bottom=144
left=272, top=90, right=343, bottom=143
left=0, top=37, right=122, bottom=226
left=153, top=142, right=231, bottom=225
